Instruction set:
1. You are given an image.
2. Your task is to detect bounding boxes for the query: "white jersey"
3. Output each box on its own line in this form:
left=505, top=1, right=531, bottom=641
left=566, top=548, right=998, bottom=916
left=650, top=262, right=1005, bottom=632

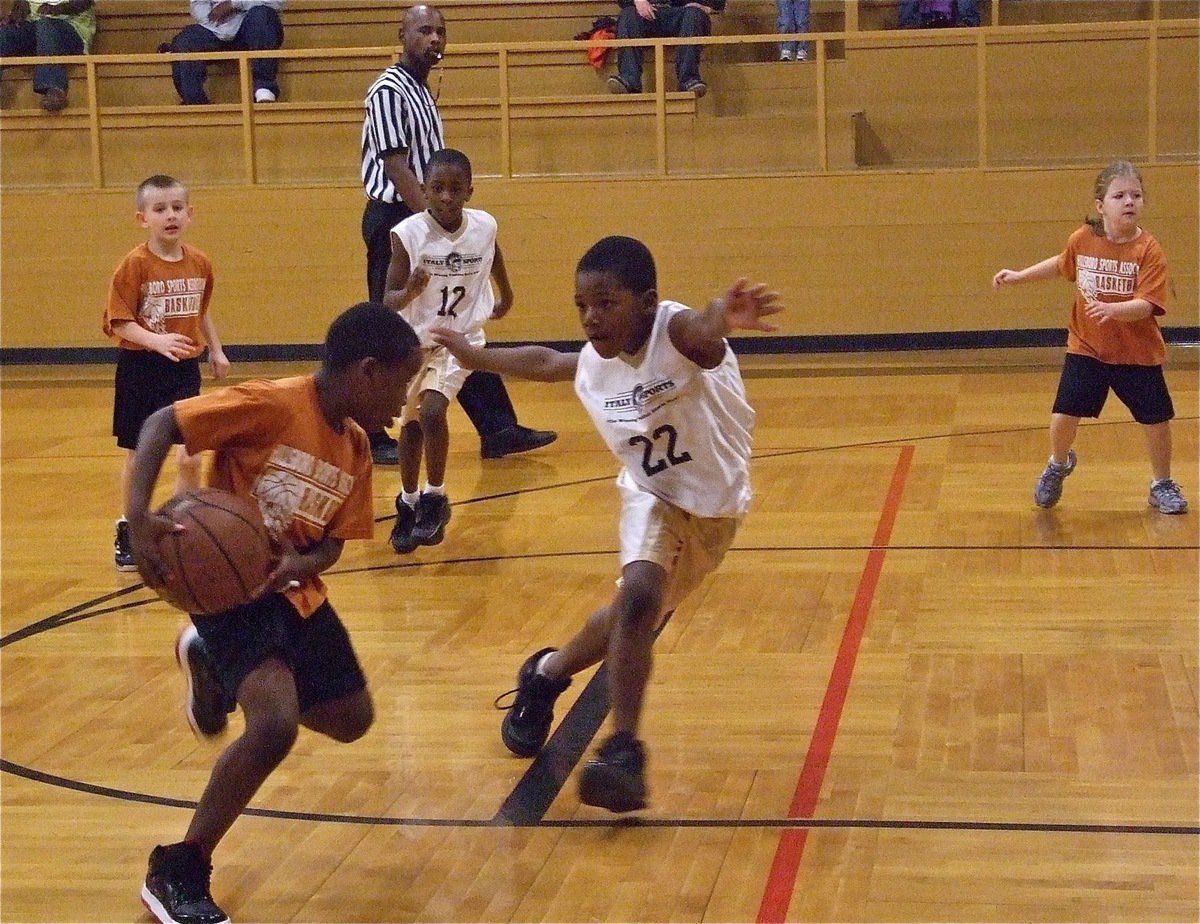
left=574, top=301, right=755, bottom=519
left=391, top=207, right=497, bottom=347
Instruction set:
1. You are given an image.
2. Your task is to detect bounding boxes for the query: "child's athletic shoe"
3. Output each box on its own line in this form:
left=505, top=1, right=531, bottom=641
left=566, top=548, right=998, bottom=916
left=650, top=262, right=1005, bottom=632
left=1148, top=478, right=1188, bottom=514
left=411, top=492, right=451, bottom=546
left=141, top=842, right=229, bottom=924
left=175, top=626, right=230, bottom=739
left=1033, top=449, right=1076, bottom=508
left=779, top=49, right=792, bottom=61
left=796, top=48, right=810, bottom=61
left=115, top=519, right=137, bottom=572
left=498, top=647, right=571, bottom=757
left=389, top=496, right=418, bottom=554
left=578, top=731, right=648, bottom=813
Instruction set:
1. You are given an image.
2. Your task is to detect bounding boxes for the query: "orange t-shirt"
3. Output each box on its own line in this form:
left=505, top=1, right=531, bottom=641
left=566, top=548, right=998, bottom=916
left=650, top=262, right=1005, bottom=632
left=1057, top=225, right=1168, bottom=366
left=102, top=243, right=214, bottom=357
left=173, top=375, right=375, bottom=617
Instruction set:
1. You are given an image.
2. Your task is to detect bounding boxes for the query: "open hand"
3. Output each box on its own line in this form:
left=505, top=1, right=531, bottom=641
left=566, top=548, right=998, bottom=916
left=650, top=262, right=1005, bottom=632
left=429, top=325, right=472, bottom=359
left=154, top=332, right=196, bottom=361
left=1083, top=298, right=1118, bottom=324
left=721, top=277, right=783, bottom=333
left=127, top=511, right=184, bottom=591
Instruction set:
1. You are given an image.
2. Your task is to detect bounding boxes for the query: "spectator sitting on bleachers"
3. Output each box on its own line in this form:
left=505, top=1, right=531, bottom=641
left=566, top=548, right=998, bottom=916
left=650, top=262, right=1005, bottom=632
left=899, top=0, right=980, bottom=28
left=0, top=0, right=95, bottom=112
left=167, top=0, right=284, bottom=105
left=607, top=0, right=724, bottom=99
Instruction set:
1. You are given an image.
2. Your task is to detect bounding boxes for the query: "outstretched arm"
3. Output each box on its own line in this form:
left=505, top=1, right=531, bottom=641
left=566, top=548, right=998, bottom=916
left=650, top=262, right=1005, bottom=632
left=669, top=277, right=783, bottom=368
left=992, top=256, right=1059, bottom=289
left=430, top=326, right=578, bottom=382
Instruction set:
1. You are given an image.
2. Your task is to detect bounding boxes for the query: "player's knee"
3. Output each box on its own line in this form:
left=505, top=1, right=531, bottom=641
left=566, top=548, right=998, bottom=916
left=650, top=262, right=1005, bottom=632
left=329, top=699, right=374, bottom=743
left=419, top=401, right=447, bottom=431
left=616, top=584, right=662, bottom=631
left=245, top=709, right=299, bottom=766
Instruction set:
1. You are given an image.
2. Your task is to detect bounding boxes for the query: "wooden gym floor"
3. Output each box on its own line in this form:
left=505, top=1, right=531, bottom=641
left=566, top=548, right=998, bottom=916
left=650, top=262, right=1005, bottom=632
left=1, top=349, right=1197, bottom=923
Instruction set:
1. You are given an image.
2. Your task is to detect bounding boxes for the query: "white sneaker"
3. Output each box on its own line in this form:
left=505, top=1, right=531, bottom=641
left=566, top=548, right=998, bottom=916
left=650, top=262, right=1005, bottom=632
left=779, top=50, right=792, bottom=61
left=796, top=49, right=810, bottom=61
left=253, top=88, right=276, bottom=103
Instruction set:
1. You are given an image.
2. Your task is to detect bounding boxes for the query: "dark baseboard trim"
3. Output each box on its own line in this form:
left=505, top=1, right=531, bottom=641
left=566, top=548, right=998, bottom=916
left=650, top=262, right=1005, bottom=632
left=2, top=328, right=1197, bottom=366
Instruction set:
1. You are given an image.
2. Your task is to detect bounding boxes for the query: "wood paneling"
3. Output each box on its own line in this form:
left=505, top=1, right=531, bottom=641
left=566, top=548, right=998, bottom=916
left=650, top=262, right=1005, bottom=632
left=1, top=167, right=1196, bottom=349
left=1, top=355, right=1196, bottom=922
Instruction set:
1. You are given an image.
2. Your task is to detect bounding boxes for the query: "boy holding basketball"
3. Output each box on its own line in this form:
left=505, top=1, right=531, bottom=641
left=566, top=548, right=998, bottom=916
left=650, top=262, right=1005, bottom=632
left=432, top=236, right=781, bottom=812
left=104, top=174, right=230, bottom=573
left=381, top=147, right=515, bottom=553
left=126, top=302, right=421, bottom=924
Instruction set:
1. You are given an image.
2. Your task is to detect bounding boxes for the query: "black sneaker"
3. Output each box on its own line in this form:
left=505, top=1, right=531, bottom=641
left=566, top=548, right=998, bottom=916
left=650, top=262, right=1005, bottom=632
left=389, top=496, right=419, bottom=554
left=480, top=425, right=558, bottom=460
left=115, top=519, right=137, bottom=572
left=140, top=842, right=229, bottom=924
left=369, top=432, right=399, bottom=466
left=175, top=626, right=229, bottom=739
left=578, top=731, right=648, bottom=813
left=497, top=647, right=571, bottom=757
left=411, top=492, right=451, bottom=546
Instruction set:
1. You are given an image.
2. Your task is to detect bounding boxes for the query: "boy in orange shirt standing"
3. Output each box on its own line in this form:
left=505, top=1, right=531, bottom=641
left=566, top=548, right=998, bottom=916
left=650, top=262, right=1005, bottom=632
left=103, top=174, right=230, bottom=571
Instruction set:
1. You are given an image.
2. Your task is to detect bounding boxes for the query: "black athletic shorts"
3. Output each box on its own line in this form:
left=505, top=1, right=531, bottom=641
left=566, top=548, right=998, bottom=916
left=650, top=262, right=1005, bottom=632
left=1051, top=352, right=1175, bottom=425
left=112, top=350, right=202, bottom=449
left=191, top=595, right=367, bottom=714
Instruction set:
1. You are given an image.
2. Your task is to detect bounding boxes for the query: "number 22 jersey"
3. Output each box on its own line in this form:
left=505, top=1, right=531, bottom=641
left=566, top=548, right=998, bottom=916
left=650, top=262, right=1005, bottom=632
left=574, top=301, right=755, bottom=519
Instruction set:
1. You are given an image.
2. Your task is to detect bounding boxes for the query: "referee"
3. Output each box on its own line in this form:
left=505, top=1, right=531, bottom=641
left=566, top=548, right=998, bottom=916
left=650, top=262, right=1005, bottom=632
left=360, top=4, right=556, bottom=463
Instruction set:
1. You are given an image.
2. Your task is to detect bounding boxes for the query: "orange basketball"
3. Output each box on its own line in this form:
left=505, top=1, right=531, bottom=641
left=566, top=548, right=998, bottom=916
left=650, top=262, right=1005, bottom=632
left=151, top=488, right=276, bottom=615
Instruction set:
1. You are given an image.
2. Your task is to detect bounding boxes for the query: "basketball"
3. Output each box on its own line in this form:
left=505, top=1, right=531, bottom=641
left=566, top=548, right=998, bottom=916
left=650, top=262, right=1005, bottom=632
left=150, top=488, right=276, bottom=615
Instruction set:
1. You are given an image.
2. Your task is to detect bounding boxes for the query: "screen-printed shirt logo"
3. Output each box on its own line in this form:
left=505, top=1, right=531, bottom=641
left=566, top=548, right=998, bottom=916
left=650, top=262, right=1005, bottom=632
left=601, top=377, right=679, bottom=422
left=422, top=250, right=484, bottom=276
left=252, top=445, right=355, bottom=540
left=139, top=277, right=206, bottom=333
left=1076, top=254, right=1138, bottom=299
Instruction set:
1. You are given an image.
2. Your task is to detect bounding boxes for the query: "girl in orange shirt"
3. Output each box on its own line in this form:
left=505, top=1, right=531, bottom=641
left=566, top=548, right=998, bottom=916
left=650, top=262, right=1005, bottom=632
left=993, top=160, right=1187, bottom=514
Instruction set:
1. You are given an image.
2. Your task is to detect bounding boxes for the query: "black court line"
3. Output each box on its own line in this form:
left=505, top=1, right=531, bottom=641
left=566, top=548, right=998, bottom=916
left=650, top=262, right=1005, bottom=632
left=4, top=541, right=1196, bottom=650
left=3, top=414, right=1197, bottom=838
left=493, top=610, right=676, bottom=824
left=3, top=758, right=1194, bottom=836
left=380, top=414, right=1199, bottom=516
left=492, top=662, right=612, bottom=825
left=0, top=584, right=150, bottom=648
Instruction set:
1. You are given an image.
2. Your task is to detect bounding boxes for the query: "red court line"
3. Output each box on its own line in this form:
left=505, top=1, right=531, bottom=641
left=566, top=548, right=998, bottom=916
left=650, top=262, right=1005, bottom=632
left=756, top=444, right=915, bottom=923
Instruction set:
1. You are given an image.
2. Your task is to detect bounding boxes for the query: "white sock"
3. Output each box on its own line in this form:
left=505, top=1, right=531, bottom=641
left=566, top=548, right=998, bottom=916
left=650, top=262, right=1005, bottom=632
left=401, top=491, right=420, bottom=508
left=535, top=651, right=556, bottom=677
left=1151, top=477, right=1172, bottom=488
left=424, top=482, right=446, bottom=496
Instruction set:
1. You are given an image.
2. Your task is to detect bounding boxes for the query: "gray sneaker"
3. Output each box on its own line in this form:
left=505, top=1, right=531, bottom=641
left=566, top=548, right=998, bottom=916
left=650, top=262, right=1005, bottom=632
left=1033, top=450, right=1076, bottom=508
left=1148, top=479, right=1188, bottom=514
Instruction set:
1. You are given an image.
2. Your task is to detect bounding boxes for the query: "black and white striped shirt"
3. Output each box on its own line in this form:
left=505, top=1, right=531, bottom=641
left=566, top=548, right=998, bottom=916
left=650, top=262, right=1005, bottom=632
left=361, top=63, right=445, bottom=203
